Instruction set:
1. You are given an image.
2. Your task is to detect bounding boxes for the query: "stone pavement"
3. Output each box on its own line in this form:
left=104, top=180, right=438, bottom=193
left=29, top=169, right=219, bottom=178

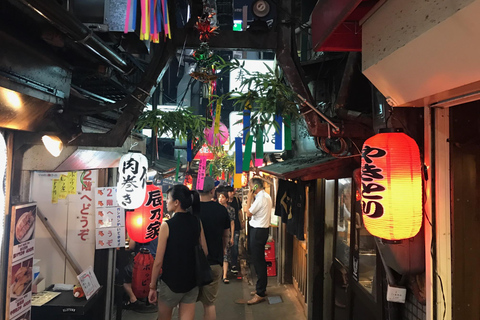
left=120, top=261, right=306, bottom=320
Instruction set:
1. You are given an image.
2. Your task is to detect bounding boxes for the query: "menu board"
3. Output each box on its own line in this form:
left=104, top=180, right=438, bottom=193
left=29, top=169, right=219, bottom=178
left=95, top=187, right=125, bottom=249
left=6, top=203, right=37, bottom=320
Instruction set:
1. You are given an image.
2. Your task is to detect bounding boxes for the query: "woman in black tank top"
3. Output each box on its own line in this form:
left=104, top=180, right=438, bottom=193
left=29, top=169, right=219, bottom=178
left=148, top=185, right=208, bottom=320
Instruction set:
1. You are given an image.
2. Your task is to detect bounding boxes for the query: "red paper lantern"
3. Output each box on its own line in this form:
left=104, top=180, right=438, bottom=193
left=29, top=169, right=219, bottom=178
left=126, top=182, right=163, bottom=242
left=361, top=130, right=422, bottom=240
left=184, top=174, right=193, bottom=190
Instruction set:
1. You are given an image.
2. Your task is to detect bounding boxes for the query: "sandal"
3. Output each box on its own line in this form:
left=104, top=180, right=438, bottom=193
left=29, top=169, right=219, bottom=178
left=223, top=278, right=230, bottom=284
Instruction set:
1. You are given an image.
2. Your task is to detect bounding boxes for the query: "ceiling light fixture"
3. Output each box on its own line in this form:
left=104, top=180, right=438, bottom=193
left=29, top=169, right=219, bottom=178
left=42, top=135, right=63, bottom=157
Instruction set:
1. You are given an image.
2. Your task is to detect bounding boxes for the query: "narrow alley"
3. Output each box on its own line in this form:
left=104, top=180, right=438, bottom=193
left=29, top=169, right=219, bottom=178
left=121, top=264, right=306, bottom=320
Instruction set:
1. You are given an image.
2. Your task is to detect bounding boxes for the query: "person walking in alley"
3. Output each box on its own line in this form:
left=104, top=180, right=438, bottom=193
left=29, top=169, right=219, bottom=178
left=216, top=187, right=235, bottom=284
left=197, top=177, right=231, bottom=320
left=225, top=186, right=243, bottom=275
left=148, top=185, right=208, bottom=320
left=245, top=178, right=272, bottom=305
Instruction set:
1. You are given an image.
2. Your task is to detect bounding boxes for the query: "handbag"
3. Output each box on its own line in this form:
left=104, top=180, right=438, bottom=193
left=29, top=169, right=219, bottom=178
left=194, top=217, right=213, bottom=286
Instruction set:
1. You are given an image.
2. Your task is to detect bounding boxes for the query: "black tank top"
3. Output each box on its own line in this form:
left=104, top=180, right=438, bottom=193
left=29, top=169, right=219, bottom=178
left=162, top=212, right=200, bottom=293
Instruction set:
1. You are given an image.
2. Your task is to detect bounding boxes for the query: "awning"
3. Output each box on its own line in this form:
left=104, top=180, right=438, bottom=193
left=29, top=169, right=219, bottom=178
left=258, top=154, right=358, bottom=181
left=311, top=0, right=379, bottom=52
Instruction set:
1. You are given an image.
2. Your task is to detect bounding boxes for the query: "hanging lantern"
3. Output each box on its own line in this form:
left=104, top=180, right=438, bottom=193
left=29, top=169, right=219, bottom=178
left=204, top=122, right=229, bottom=146
left=117, top=151, right=148, bottom=209
left=241, top=171, right=249, bottom=187
left=126, top=182, right=163, bottom=242
left=184, top=174, right=193, bottom=190
left=361, top=129, right=422, bottom=240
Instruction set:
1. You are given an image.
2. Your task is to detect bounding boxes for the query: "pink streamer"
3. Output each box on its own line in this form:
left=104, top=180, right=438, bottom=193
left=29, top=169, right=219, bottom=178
left=124, top=0, right=132, bottom=33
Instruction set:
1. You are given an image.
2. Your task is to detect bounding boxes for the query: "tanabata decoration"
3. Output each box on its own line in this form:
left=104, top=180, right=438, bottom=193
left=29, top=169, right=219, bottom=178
left=126, top=182, right=163, bottom=242
left=124, top=0, right=170, bottom=42
left=204, top=122, right=229, bottom=146
left=117, top=152, right=148, bottom=209
left=361, top=130, right=422, bottom=240
left=195, top=11, right=218, bottom=42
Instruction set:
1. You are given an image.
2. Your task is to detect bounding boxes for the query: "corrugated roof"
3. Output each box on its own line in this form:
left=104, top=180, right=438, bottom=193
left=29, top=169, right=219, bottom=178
left=259, top=153, right=358, bottom=181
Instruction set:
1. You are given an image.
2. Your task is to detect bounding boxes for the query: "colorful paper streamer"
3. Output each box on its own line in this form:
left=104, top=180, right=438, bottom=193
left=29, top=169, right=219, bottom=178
left=243, top=135, right=253, bottom=172
left=235, top=137, right=242, bottom=174
left=255, top=129, right=264, bottom=167
left=196, top=156, right=207, bottom=191
left=285, top=116, right=292, bottom=150
left=175, top=150, right=180, bottom=182
left=243, top=109, right=250, bottom=145
left=234, top=173, right=242, bottom=188
left=187, top=139, right=192, bottom=162
left=274, top=115, right=283, bottom=150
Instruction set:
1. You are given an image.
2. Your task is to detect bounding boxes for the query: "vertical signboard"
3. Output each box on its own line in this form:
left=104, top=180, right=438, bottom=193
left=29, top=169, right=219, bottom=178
left=95, top=187, right=125, bottom=249
left=6, top=203, right=37, bottom=320
left=117, top=152, right=148, bottom=209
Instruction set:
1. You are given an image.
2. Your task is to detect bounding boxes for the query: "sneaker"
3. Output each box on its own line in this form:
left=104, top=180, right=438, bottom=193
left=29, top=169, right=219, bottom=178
left=231, top=266, right=239, bottom=274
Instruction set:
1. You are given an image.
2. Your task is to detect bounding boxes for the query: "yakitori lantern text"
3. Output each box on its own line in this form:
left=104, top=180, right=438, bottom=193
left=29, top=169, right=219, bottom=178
left=361, top=131, right=422, bottom=240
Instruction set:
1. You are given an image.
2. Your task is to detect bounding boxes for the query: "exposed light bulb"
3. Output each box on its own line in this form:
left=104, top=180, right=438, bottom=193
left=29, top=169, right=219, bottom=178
left=42, top=135, right=63, bottom=157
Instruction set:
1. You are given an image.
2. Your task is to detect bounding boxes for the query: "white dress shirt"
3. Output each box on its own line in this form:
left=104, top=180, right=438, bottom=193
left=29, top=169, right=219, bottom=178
left=248, top=189, right=272, bottom=228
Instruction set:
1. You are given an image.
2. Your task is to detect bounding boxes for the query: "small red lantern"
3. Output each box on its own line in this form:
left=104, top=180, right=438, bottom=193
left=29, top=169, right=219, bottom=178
left=184, top=174, right=193, bottom=190
left=361, top=130, right=422, bottom=240
left=126, top=182, right=163, bottom=242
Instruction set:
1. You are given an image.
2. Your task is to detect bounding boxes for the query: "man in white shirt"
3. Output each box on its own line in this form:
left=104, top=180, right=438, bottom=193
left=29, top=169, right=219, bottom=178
left=245, top=178, right=272, bottom=304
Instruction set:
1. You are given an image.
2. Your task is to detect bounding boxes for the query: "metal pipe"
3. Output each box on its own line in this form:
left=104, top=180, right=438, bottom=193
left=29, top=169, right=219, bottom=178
left=17, top=0, right=133, bottom=74
left=297, top=93, right=340, bottom=132
left=37, top=208, right=83, bottom=275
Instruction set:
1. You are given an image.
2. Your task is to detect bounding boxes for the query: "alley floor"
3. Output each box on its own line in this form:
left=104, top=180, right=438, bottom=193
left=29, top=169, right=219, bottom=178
left=119, top=262, right=306, bottom=320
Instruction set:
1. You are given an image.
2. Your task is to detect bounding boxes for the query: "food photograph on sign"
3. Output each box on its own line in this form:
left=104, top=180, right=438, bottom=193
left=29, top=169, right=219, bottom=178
left=13, top=309, right=30, bottom=320
left=14, top=207, right=36, bottom=245
left=10, top=257, right=33, bottom=301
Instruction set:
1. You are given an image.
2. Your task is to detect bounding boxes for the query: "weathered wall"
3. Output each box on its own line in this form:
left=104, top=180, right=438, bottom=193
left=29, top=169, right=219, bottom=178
left=362, top=0, right=480, bottom=106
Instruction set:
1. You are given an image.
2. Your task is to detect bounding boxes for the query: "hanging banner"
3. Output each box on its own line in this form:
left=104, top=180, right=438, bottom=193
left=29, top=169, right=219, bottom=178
left=196, top=156, right=207, bottom=191
left=6, top=203, right=37, bottom=320
left=117, top=152, right=148, bottom=209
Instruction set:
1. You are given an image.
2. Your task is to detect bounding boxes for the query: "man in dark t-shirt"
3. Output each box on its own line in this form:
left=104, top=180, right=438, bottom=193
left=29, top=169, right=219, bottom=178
left=197, top=176, right=230, bottom=320
left=226, top=186, right=243, bottom=274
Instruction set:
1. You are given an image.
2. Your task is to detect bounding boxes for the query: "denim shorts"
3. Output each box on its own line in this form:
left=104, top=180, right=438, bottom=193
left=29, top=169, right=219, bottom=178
left=157, top=280, right=199, bottom=308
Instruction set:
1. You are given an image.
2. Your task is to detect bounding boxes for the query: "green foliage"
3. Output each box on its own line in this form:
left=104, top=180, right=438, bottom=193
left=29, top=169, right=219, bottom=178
left=214, top=59, right=301, bottom=142
left=209, top=148, right=235, bottom=178
left=135, top=108, right=210, bottom=145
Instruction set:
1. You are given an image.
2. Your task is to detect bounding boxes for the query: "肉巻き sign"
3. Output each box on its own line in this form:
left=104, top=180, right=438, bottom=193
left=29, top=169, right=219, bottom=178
left=117, top=152, right=148, bottom=209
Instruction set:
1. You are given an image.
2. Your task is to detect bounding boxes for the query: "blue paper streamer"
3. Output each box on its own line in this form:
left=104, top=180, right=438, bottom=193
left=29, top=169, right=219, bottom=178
left=275, top=115, right=283, bottom=150
left=243, top=109, right=250, bottom=145
left=150, top=0, right=155, bottom=34
left=156, top=0, right=162, bottom=32
left=187, top=139, right=192, bottom=162
left=235, top=137, right=242, bottom=174
left=131, top=0, right=137, bottom=30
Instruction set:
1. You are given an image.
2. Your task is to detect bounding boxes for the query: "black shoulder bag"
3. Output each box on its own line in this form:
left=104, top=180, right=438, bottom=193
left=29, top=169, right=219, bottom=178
left=194, top=217, right=213, bottom=286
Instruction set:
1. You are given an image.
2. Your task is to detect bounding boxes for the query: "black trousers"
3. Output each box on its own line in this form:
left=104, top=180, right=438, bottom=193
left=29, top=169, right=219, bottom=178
left=250, top=227, right=269, bottom=297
